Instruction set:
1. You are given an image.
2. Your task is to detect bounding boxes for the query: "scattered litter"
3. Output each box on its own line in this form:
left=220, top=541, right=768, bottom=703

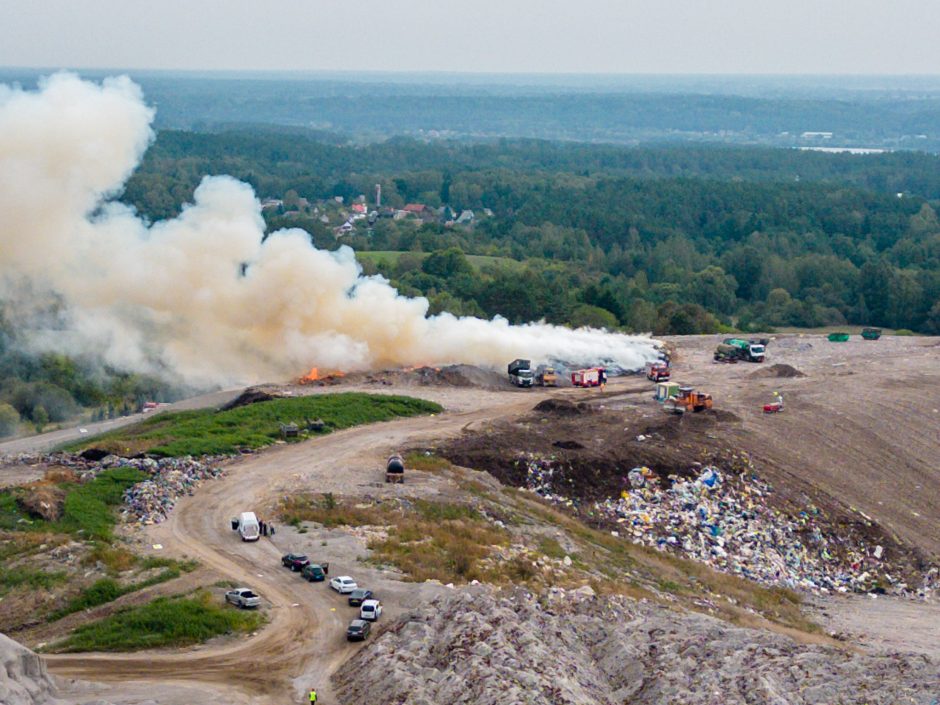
left=152, top=544, right=163, bottom=550
left=0, top=451, right=226, bottom=525
left=522, top=455, right=937, bottom=597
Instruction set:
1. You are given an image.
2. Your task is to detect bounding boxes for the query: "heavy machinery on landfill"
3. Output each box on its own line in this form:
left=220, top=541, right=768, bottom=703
left=535, top=364, right=558, bottom=386
left=508, top=359, right=535, bottom=387
left=663, top=386, right=713, bottom=414
left=571, top=367, right=607, bottom=387
left=385, top=455, right=404, bottom=483
left=653, top=381, right=681, bottom=402
left=714, top=338, right=766, bottom=363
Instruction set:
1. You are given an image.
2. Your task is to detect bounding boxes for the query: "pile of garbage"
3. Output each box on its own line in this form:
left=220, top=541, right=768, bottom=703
left=117, top=456, right=226, bottom=524
left=1, top=451, right=225, bottom=526
left=522, top=454, right=935, bottom=597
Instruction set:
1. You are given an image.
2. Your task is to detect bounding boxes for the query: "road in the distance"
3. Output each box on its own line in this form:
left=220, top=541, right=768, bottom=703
left=0, top=389, right=243, bottom=455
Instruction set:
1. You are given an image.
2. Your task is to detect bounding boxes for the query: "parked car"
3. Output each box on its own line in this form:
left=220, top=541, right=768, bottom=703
left=330, top=576, right=358, bottom=594
left=347, top=588, right=373, bottom=606
left=224, top=588, right=260, bottom=609
left=281, top=553, right=310, bottom=571
left=359, top=599, right=382, bottom=621
left=302, top=563, right=327, bottom=582
left=346, top=618, right=371, bottom=641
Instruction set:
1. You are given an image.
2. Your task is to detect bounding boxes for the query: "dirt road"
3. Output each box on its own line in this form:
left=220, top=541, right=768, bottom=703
left=46, top=387, right=548, bottom=705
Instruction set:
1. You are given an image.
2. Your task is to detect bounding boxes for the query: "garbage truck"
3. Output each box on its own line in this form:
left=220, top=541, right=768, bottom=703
left=508, top=359, right=535, bottom=387
left=715, top=338, right=766, bottom=363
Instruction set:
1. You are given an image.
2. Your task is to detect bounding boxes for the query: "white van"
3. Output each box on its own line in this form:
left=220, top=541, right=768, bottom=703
left=238, top=512, right=260, bottom=542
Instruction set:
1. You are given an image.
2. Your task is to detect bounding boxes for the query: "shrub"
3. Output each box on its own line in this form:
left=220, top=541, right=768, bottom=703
left=48, top=590, right=263, bottom=652
left=0, top=402, right=20, bottom=437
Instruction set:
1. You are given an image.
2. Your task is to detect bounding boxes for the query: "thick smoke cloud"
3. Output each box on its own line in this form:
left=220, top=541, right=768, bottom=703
left=0, top=74, right=660, bottom=387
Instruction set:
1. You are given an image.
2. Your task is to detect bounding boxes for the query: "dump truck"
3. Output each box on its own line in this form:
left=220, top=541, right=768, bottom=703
left=386, top=455, right=404, bottom=484
left=508, top=359, right=535, bottom=387
left=535, top=364, right=558, bottom=386
left=663, top=386, right=713, bottom=414
left=571, top=367, right=607, bottom=387
left=861, top=327, right=882, bottom=340
left=646, top=361, right=671, bottom=381
left=715, top=338, right=766, bottom=363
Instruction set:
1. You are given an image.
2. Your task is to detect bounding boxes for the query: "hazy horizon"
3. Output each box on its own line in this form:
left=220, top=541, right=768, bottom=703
left=2, top=1, right=939, bottom=75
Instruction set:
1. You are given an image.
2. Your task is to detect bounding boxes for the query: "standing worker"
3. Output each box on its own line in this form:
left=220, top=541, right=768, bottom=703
left=308, top=688, right=317, bottom=703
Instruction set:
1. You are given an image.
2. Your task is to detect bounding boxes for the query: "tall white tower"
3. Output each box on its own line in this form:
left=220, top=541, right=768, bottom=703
left=375, top=183, right=382, bottom=208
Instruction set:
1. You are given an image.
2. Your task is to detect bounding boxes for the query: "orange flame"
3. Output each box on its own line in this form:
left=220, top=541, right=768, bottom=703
left=298, top=367, right=346, bottom=384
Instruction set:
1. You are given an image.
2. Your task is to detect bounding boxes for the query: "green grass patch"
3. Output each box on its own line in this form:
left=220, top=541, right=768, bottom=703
left=356, top=251, right=522, bottom=272
left=0, top=566, right=67, bottom=594
left=47, top=590, right=263, bottom=652
left=63, top=393, right=442, bottom=457
left=50, top=558, right=198, bottom=621
left=0, top=468, right=146, bottom=540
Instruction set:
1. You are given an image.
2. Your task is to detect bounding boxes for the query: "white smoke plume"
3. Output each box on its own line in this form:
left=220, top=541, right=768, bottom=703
left=0, top=74, right=661, bottom=387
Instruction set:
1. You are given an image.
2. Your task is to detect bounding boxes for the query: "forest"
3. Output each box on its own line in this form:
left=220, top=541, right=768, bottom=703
left=123, top=131, right=940, bottom=336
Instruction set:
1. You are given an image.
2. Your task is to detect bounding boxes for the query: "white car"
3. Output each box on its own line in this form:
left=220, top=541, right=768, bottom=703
left=330, top=576, right=358, bottom=594
left=360, top=599, right=382, bottom=621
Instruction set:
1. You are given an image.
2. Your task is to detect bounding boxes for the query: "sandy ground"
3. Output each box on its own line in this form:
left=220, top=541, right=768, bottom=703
left=2, top=334, right=934, bottom=704
left=46, top=386, right=548, bottom=705
left=661, top=334, right=940, bottom=559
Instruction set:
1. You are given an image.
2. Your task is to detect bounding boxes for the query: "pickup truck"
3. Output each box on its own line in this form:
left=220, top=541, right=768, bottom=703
left=225, top=588, right=261, bottom=609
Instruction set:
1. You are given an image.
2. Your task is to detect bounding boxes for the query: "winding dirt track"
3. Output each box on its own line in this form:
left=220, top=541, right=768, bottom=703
left=45, top=389, right=547, bottom=705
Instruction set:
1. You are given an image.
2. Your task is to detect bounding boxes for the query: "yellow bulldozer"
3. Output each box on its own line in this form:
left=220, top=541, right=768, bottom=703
left=663, top=386, right=713, bottom=415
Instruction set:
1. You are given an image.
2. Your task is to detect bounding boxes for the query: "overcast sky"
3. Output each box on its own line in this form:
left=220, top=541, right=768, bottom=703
left=1, top=0, right=937, bottom=75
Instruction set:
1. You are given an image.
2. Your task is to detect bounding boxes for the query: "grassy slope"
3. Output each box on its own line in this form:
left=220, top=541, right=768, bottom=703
left=63, top=393, right=442, bottom=457
left=0, top=467, right=147, bottom=540
left=47, top=590, right=263, bottom=652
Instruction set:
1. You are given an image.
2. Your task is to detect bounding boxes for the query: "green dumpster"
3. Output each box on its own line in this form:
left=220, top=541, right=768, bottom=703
left=861, top=327, right=882, bottom=340
left=827, top=332, right=850, bottom=342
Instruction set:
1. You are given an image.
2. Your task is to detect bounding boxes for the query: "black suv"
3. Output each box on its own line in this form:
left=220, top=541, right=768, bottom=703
left=281, top=553, right=309, bottom=571
left=346, top=619, right=371, bottom=642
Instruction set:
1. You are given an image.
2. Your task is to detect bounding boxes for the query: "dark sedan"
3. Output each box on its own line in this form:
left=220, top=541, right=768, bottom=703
left=281, top=553, right=309, bottom=571
left=347, top=588, right=374, bottom=606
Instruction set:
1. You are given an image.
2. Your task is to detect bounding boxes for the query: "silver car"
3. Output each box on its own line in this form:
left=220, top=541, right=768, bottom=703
left=225, top=588, right=260, bottom=608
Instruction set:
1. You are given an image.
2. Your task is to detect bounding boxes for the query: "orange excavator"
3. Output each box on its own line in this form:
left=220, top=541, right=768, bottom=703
left=663, top=386, right=713, bottom=414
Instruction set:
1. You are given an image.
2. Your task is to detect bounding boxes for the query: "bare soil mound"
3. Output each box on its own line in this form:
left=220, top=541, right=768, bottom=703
left=750, top=363, right=806, bottom=379
left=533, top=398, right=591, bottom=415
left=334, top=586, right=937, bottom=705
left=219, top=387, right=278, bottom=411
left=360, top=364, right=508, bottom=389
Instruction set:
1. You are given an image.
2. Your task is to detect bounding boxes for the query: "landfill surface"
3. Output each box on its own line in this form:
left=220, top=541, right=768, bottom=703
left=522, top=455, right=938, bottom=597
left=334, top=586, right=938, bottom=705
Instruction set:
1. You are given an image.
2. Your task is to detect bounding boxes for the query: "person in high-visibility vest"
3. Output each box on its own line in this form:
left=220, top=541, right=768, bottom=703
left=308, top=689, right=317, bottom=703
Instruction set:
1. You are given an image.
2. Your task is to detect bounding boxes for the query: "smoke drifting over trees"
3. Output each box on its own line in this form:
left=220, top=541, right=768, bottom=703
left=0, top=74, right=658, bottom=387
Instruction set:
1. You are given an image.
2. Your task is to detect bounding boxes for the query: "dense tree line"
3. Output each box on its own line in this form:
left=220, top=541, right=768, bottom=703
left=121, top=131, right=940, bottom=336
left=0, top=311, right=183, bottom=436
